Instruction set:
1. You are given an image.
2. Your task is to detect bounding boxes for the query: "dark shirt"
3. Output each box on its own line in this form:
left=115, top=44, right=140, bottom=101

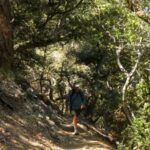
left=66, top=90, right=86, bottom=110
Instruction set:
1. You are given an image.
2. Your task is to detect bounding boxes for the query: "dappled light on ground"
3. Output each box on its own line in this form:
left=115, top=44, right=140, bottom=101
left=0, top=104, right=113, bottom=150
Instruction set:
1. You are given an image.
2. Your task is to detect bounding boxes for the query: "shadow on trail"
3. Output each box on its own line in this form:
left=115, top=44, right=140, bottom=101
left=0, top=104, right=113, bottom=150
left=0, top=81, right=113, bottom=150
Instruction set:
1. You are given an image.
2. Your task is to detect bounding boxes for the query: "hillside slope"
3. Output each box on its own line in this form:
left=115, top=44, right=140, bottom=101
left=0, top=78, right=113, bottom=150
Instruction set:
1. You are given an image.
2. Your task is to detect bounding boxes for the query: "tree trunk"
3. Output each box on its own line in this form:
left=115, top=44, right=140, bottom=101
left=0, top=0, right=13, bottom=70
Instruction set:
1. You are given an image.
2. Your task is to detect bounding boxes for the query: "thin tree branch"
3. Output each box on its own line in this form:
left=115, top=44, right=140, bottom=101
left=38, top=0, right=83, bottom=30
left=116, top=45, right=128, bottom=76
left=15, top=33, right=73, bottom=52
left=116, top=40, right=142, bottom=124
left=55, top=0, right=84, bottom=15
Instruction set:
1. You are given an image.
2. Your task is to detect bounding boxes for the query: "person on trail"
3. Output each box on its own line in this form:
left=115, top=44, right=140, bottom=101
left=66, top=83, right=86, bottom=135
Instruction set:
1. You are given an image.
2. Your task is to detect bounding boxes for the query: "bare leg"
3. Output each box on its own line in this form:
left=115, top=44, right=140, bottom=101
left=72, top=115, right=79, bottom=135
left=72, top=116, right=78, bottom=128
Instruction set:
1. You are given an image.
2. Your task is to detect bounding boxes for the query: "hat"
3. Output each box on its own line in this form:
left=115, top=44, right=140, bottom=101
left=74, top=83, right=80, bottom=88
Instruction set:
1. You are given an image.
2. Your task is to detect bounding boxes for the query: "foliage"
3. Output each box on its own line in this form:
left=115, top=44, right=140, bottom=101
left=118, top=117, right=150, bottom=150
left=1, top=0, right=149, bottom=148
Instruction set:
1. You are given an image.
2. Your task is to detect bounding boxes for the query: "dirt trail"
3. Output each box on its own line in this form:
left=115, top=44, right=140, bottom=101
left=0, top=108, right=113, bottom=150
left=54, top=117, right=113, bottom=150
left=0, top=79, right=113, bottom=150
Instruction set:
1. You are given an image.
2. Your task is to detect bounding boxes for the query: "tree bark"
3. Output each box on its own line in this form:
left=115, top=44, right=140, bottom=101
left=116, top=43, right=141, bottom=124
left=0, top=0, right=13, bottom=70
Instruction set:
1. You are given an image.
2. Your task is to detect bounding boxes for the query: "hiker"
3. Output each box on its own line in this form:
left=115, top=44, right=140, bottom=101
left=66, top=83, right=86, bottom=135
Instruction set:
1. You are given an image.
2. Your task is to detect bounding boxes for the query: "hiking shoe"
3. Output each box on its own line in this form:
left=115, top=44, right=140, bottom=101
left=73, top=130, right=79, bottom=135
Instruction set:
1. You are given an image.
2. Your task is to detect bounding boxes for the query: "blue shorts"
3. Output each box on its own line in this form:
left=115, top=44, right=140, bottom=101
left=71, top=109, right=81, bottom=117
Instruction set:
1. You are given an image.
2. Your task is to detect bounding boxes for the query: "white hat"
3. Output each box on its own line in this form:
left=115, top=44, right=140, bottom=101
left=74, top=83, right=80, bottom=87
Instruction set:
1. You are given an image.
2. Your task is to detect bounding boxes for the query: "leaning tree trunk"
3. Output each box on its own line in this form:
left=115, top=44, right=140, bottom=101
left=0, top=0, right=13, bottom=70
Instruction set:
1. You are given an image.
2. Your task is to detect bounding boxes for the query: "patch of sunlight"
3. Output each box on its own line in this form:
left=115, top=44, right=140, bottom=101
left=6, top=115, right=27, bottom=126
left=81, top=148, right=110, bottom=150
left=78, top=124, right=85, bottom=129
left=51, top=51, right=64, bottom=63
left=3, top=122, right=13, bottom=128
left=89, top=140, right=112, bottom=149
left=17, top=117, right=27, bottom=125
left=36, top=48, right=45, bottom=56
left=19, top=134, right=43, bottom=147
left=72, top=64, right=90, bottom=72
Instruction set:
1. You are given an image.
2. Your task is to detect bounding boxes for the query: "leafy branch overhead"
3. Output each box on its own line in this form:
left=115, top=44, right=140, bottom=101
left=13, top=0, right=86, bottom=52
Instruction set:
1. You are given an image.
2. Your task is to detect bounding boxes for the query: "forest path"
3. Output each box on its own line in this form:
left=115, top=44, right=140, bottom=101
left=0, top=108, right=114, bottom=150
left=52, top=116, right=114, bottom=150
left=0, top=78, right=114, bottom=150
